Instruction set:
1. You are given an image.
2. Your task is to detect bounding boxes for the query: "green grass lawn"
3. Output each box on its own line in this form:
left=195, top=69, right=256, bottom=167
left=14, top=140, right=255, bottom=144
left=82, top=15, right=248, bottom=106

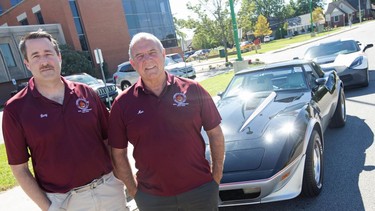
left=0, top=144, right=18, bottom=191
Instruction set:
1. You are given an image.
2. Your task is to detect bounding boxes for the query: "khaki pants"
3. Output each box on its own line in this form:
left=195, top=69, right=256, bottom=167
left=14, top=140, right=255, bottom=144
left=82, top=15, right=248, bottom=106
left=46, top=172, right=129, bottom=211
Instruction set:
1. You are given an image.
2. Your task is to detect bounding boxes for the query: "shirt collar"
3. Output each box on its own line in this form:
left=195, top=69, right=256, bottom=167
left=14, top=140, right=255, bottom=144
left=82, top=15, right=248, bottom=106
left=134, top=71, right=174, bottom=95
left=29, top=76, right=73, bottom=98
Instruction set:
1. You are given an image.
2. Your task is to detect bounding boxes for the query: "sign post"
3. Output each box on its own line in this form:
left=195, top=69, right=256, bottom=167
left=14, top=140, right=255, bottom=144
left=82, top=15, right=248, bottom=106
left=94, top=48, right=111, bottom=109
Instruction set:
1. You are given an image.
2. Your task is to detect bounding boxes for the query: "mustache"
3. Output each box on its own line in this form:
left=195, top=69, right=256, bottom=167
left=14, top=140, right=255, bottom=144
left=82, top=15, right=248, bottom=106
left=40, top=64, right=54, bottom=70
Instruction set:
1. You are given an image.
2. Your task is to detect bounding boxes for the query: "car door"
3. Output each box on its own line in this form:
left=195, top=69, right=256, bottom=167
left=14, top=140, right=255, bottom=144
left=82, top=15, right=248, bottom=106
left=308, top=63, right=337, bottom=130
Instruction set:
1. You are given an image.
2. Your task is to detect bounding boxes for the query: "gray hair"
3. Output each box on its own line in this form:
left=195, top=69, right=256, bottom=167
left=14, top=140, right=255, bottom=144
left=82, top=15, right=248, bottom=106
left=128, top=32, right=164, bottom=60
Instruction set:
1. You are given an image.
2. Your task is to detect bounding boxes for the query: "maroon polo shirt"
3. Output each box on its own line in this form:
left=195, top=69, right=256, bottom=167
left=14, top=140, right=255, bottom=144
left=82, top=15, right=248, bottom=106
left=108, top=72, right=221, bottom=196
left=2, top=77, right=112, bottom=193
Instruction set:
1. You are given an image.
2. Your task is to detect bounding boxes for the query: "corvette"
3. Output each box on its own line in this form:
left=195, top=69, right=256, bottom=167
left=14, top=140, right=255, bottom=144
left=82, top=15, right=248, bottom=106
left=303, top=39, right=373, bottom=87
left=204, top=59, right=346, bottom=207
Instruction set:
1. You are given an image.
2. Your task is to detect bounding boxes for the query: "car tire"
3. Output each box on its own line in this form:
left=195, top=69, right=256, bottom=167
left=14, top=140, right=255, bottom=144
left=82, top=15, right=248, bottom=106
left=121, top=81, right=131, bottom=90
left=362, top=70, right=369, bottom=87
left=329, top=89, right=346, bottom=128
left=302, top=130, right=323, bottom=197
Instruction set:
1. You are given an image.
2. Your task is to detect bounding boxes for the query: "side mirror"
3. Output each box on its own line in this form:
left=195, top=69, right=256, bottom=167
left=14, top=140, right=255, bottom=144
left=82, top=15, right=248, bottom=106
left=315, top=78, right=327, bottom=86
left=363, top=44, right=374, bottom=52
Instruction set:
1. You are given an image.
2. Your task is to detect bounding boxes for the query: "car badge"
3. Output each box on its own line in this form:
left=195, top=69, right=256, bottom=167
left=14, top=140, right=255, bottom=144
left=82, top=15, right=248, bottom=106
left=173, top=92, right=189, bottom=107
left=76, top=98, right=92, bottom=113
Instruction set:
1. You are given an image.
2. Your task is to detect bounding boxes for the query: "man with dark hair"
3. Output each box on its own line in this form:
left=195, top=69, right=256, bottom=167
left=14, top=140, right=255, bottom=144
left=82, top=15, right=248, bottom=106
left=2, top=29, right=128, bottom=211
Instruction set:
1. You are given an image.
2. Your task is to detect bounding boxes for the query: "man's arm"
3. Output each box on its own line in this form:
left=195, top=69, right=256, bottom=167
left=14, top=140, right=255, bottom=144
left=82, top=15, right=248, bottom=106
left=206, top=125, right=225, bottom=184
left=111, top=147, right=138, bottom=198
left=10, top=163, right=51, bottom=211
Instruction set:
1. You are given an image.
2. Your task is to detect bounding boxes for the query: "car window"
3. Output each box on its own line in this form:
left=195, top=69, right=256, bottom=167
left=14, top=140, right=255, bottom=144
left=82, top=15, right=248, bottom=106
left=66, top=74, right=99, bottom=85
left=223, top=66, right=308, bottom=99
left=165, top=57, right=176, bottom=66
left=119, top=63, right=135, bottom=72
left=304, top=40, right=360, bottom=59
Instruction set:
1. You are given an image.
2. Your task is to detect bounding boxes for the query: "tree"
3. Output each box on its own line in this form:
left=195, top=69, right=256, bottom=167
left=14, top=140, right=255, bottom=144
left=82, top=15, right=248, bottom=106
left=60, top=44, right=94, bottom=76
left=182, top=0, right=232, bottom=62
left=294, top=0, right=325, bottom=16
left=254, top=14, right=272, bottom=39
left=237, top=0, right=257, bottom=40
left=251, top=0, right=285, bottom=20
left=312, top=7, right=325, bottom=31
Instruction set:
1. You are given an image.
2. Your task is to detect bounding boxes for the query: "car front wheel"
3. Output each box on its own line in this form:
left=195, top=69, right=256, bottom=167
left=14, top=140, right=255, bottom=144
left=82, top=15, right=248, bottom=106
left=302, top=130, right=323, bottom=197
left=121, top=81, right=131, bottom=90
left=329, top=89, right=346, bottom=128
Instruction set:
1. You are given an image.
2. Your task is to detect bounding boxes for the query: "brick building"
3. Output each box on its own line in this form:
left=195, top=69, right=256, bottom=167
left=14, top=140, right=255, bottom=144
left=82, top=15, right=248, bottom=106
left=0, top=0, right=180, bottom=105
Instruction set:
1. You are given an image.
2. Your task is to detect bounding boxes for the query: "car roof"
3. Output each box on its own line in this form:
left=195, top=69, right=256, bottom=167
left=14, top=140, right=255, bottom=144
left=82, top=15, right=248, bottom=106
left=118, top=61, right=131, bottom=67
left=310, top=39, right=357, bottom=46
left=236, top=59, right=312, bottom=75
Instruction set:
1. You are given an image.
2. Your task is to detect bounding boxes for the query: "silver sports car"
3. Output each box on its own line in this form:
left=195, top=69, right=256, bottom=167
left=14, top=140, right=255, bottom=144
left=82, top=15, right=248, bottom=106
left=204, top=59, right=346, bottom=207
left=303, top=39, right=373, bottom=87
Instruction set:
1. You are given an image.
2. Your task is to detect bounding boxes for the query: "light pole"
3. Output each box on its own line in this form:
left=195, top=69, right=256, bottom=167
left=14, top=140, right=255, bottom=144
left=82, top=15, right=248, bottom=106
left=309, top=0, right=315, bottom=36
left=358, top=0, right=362, bottom=23
left=229, top=0, right=242, bottom=61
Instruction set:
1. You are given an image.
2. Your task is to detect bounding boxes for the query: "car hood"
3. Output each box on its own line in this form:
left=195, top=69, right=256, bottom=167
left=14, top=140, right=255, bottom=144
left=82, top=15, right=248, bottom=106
left=165, top=62, right=192, bottom=70
left=310, top=54, right=337, bottom=65
left=206, top=91, right=312, bottom=181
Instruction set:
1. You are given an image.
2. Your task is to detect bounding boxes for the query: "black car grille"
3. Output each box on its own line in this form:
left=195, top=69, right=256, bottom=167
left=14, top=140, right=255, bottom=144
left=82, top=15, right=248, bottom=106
left=219, top=189, right=261, bottom=202
left=97, top=85, right=116, bottom=96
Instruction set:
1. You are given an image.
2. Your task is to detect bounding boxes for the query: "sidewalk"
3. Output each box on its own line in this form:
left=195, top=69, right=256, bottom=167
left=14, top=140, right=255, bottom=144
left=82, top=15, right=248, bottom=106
left=0, top=185, right=138, bottom=211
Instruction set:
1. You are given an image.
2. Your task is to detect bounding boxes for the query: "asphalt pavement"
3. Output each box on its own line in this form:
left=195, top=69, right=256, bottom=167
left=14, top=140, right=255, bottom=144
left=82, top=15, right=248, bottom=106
left=0, top=25, right=356, bottom=211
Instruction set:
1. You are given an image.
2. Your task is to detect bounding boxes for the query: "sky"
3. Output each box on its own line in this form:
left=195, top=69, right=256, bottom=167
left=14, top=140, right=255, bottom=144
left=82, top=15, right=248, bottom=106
left=169, top=0, right=198, bottom=39
left=169, top=0, right=198, bottom=20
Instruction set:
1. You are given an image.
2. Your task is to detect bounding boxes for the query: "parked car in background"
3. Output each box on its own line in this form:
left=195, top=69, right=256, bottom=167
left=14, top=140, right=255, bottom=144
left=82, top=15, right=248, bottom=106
left=263, top=35, right=274, bottom=42
left=240, top=41, right=255, bottom=52
left=203, top=59, right=346, bottom=207
left=65, top=73, right=118, bottom=108
left=164, top=57, right=196, bottom=79
left=189, top=49, right=210, bottom=60
left=166, top=53, right=184, bottom=63
left=113, top=61, right=139, bottom=90
left=184, top=50, right=196, bottom=60
left=303, top=39, right=373, bottom=87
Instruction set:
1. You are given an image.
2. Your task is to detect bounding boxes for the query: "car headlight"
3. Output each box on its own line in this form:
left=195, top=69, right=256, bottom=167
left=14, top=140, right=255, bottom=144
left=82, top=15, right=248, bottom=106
left=349, top=56, right=363, bottom=68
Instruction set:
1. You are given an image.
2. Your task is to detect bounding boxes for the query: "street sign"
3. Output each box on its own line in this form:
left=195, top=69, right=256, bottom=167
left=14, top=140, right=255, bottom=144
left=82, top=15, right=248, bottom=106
left=94, top=48, right=103, bottom=64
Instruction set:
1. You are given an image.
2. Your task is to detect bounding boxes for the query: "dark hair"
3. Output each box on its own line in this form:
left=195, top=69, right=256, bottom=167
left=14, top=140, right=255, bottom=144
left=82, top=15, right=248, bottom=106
left=19, top=29, right=60, bottom=61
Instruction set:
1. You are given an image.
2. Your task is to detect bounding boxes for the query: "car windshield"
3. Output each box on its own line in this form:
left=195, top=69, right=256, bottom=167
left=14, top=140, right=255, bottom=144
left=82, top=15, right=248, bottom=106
left=65, top=74, right=100, bottom=85
left=223, top=66, right=308, bottom=99
left=304, top=40, right=360, bottom=60
left=165, top=57, right=177, bottom=66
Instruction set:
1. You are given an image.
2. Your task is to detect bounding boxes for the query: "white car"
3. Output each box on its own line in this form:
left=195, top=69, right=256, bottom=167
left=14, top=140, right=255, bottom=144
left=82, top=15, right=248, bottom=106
left=113, top=58, right=196, bottom=91
left=303, top=39, right=373, bottom=87
left=113, top=61, right=139, bottom=90
left=164, top=57, right=196, bottom=79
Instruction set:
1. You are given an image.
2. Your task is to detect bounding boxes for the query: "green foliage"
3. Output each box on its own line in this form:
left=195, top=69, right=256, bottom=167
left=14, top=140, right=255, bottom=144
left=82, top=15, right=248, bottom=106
left=237, top=0, right=257, bottom=38
left=254, top=15, right=272, bottom=38
left=60, top=44, right=94, bottom=76
left=0, top=144, right=17, bottom=191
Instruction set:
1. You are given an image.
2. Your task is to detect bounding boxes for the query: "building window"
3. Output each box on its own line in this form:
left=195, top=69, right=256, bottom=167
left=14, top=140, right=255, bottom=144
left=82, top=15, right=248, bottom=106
left=19, top=18, right=29, bottom=25
left=334, top=16, right=339, bottom=22
left=0, top=44, right=17, bottom=68
left=69, top=0, right=89, bottom=51
left=122, top=0, right=178, bottom=49
left=35, top=11, right=45, bottom=24
left=10, top=0, right=22, bottom=7
left=0, top=5, right=3, bottom=15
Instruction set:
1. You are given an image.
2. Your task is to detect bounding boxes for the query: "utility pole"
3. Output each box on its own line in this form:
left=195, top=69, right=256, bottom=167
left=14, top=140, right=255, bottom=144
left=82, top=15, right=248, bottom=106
left=229, top=0, right=242, bottom=61
left=309, top=0, right=315, bottom=36
left=358, top=0, right=362, bottom=23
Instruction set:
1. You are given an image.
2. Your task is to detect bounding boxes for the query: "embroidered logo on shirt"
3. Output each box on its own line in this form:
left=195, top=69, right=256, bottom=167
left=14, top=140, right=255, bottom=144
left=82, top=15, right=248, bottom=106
left=40, top=114, right=48, bottom=118
left=76, top=98, right=92, bottom=113
left=173, top=92, right=189, bottom=107
left=137, top=110, right=144, bottom=115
